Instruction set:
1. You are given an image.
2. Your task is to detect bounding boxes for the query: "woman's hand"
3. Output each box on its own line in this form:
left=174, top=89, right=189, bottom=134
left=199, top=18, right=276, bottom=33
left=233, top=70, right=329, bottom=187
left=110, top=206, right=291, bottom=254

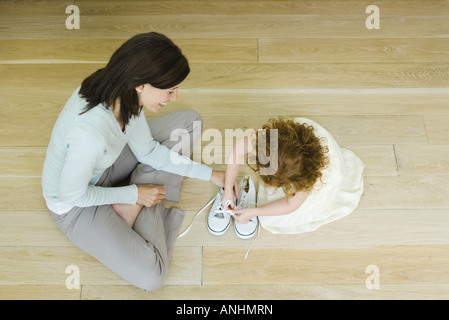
left=136, top=184, right=167, bottom=207
left=232, top=207, right=256, bottom=224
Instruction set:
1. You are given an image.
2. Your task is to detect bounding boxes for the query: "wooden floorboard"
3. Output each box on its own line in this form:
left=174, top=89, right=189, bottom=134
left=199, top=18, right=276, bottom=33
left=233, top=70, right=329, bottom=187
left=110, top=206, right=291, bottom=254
left=202, top=246, right=449, bottom=285
left=1, top=14, right=448, bottom=40
left=1, top=0, right=448, bottom=300
left=79, top=283, right=449, bottom=300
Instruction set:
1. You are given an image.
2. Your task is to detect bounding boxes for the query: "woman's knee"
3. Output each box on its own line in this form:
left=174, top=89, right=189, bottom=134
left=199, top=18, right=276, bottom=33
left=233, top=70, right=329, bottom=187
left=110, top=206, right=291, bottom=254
left=138, top=261, right=169, bottom=291
left=182, top=109, right=202, bottom=124
left=184, top=109, right=203, bottom=150
left=183, top=109, right=203, bottom=136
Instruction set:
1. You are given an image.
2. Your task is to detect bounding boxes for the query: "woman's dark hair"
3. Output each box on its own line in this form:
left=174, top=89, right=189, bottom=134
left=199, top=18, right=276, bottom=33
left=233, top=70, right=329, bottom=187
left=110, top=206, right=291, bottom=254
left=79, top=32, right=190, bottom=127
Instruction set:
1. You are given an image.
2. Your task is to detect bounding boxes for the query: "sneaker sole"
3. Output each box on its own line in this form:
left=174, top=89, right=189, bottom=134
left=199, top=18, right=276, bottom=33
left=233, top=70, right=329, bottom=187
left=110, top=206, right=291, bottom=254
left=234, top=220, right=258, bottom=240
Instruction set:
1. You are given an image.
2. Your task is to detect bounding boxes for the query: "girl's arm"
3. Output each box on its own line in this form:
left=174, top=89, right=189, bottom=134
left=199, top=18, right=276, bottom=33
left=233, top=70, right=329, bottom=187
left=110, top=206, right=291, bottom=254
left=233, top=191, right=309, bottom=224
left=222, top=135, right=252, bottom=209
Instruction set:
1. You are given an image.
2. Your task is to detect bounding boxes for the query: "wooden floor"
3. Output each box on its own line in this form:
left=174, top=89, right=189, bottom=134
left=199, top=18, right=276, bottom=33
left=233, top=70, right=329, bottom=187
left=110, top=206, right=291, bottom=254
left=1, top=0, right=449, bottom=300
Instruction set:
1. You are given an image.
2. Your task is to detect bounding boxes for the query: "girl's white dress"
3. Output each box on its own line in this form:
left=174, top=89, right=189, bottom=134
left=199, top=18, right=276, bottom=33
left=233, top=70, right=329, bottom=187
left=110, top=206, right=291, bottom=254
left=257, top=117, right=365, bottom=234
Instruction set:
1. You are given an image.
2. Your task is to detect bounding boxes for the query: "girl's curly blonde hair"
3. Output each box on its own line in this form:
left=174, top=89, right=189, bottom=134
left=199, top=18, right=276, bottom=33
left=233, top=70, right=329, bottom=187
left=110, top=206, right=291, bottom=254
left=248, top=117, right=329, bottom=197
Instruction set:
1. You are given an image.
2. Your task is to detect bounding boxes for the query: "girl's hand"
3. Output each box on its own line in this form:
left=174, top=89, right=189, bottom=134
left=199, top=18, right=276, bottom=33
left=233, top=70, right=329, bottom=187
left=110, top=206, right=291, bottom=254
left=221, top=180, right=239, bottom=210
left=221, top=188, right=237, bottom=210
left=232, top=207, right=256, bottom=224
left=210, top=170, right=239, bottom=209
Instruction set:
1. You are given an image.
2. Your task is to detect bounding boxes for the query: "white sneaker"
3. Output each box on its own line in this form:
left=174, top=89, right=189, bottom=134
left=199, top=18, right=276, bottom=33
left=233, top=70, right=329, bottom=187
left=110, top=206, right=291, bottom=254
left=234, top=176, right=259, bottom=240
left=207, top=187, right=233, bottom=236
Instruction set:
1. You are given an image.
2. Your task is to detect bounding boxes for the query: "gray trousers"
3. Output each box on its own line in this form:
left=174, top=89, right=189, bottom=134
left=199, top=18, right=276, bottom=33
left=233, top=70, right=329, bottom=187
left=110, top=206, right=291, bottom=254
left=50, top=110, right=202, bottom=291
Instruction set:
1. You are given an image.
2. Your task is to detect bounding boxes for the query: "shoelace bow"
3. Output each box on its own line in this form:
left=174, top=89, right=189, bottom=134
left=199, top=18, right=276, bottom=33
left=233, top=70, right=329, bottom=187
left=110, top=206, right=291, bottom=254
left=213, top=199, right=234, bottom=218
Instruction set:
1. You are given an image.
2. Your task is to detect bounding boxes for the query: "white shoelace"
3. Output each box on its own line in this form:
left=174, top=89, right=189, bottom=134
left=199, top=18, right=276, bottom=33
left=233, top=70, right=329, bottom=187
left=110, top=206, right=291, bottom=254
left=177, top=195, right=218, bottom=238
left=244, top=222, right=260, bottom=261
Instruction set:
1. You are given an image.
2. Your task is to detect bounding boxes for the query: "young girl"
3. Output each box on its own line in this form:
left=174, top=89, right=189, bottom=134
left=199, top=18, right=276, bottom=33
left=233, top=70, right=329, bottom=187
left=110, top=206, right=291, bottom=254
left=221, top=117, right=365, bottom=235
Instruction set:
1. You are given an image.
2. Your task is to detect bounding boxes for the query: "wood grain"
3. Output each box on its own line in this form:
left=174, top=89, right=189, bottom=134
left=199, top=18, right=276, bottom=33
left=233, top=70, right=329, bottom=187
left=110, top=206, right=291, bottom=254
left=80, top=283, right=449, bottom=300
left=423, top=116, right=449, bottom=144
left=396, top=145, right=449, bottom=175
left=2, top=0, right=448, bottom=17
left=1, top=0, right=448, bottom=300
left=202, top=246, right=449, bottom=285
left=259, top=38, right=449, bottom=63
left=0, top=38, right=258, bottom=64
left=1, top=15, right=448, bottom=40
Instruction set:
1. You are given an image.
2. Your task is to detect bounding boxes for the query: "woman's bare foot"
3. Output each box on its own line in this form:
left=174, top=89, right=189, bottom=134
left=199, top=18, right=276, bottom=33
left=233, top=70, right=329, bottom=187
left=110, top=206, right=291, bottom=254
left=112, top=203, right=144, bottom=227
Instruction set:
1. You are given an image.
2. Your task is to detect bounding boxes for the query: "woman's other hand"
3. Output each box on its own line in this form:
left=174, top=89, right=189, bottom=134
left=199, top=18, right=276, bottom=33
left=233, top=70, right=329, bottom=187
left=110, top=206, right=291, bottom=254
left=136, top=184, right=167, bottom=207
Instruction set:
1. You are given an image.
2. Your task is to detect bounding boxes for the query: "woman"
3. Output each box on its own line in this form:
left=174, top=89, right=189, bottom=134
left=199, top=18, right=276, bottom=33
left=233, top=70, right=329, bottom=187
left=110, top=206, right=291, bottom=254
left=42, top=32, right=224, bottom=291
